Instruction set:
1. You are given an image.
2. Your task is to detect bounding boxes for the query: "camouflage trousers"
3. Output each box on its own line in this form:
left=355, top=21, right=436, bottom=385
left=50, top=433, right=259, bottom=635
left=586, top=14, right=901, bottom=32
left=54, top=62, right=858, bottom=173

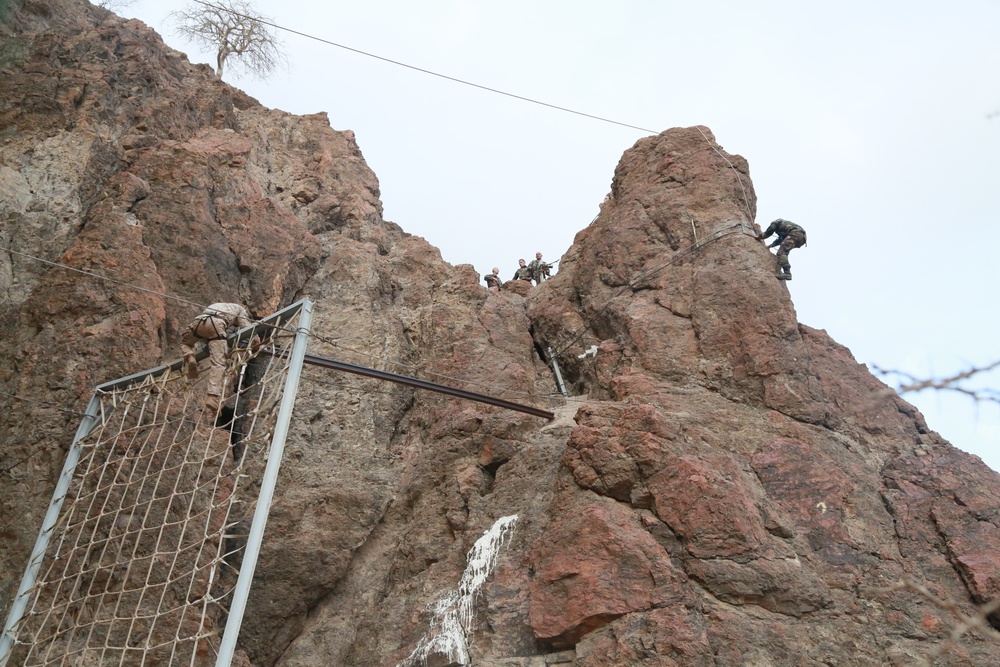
left=180, top=316, right=230, bottom=398
left=775, top=231, right=806, bottom=272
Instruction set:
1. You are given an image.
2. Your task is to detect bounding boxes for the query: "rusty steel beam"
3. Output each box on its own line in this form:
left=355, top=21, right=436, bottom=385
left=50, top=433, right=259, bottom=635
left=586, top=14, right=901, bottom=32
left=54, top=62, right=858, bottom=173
left=299, top=353, right=554, bottom=420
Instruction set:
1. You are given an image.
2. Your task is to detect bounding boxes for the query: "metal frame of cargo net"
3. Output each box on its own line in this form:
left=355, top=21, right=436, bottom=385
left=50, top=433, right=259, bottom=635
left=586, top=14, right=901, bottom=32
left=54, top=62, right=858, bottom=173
left=0, top=299, right=313, bottom=667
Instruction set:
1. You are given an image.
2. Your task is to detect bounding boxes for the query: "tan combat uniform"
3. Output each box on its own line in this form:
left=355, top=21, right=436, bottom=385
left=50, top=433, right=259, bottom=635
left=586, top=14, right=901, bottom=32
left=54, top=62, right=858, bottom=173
left=181, top=303, right=253, bottom=407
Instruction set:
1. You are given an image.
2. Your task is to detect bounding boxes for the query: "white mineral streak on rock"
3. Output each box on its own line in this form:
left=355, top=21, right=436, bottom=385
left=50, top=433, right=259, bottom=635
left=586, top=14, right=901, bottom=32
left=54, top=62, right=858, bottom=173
left=398, top=515, right=519, bottom=667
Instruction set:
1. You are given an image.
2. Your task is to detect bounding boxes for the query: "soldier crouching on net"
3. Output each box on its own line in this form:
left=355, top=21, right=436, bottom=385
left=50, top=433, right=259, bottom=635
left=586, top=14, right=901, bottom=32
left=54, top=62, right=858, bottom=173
left=180, top=302, right=259, bottom=411
left=757, top=218, right=807, bottom=280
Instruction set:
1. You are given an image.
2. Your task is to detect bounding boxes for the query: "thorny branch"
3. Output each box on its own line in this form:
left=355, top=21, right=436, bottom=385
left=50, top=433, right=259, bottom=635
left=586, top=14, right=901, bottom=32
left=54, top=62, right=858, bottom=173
left=874, top=579, right=1000, bottom=666
left=862, top=359, right=1000, bottom=663
left=873, top=360, right=1000, bottom=404
left=850, top=359, right=1000, bottom=415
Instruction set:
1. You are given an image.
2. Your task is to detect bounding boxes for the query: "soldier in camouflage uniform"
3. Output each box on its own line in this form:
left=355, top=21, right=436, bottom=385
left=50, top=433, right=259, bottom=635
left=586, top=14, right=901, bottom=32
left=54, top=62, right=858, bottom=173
left=180, top=302, right=257, bottom=411
left=484, top=267, right=502, bottom=291
left=528, top=252, right=551, bottom=285
left=757, top=218, right=807, bottom=280
left=513, top=259, right=533, bottom=283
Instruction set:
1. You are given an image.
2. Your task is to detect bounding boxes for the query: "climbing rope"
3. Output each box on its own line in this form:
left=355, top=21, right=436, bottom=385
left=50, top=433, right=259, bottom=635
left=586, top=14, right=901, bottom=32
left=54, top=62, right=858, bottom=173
left=2, top=219, right=759, bottom=409
left=694, top=126, right=756, bottom=223
left=549, top=221, right=757, bottom=360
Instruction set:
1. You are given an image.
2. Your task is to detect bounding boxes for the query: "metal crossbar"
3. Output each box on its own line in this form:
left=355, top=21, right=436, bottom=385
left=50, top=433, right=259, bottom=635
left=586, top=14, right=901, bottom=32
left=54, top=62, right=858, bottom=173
left=297, top=353, right=554, bottom=420
left=3, top=294, right=554, bottom=666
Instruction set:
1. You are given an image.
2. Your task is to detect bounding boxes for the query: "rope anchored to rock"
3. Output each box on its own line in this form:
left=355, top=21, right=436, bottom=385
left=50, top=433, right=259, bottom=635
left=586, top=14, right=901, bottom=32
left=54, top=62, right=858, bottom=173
left=548, top=221, right=758, bottom=361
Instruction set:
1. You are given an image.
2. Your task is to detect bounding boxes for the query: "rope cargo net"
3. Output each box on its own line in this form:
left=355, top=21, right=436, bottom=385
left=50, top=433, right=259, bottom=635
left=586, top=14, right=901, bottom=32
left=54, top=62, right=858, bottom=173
left=3, top=305, right=307, bottom=667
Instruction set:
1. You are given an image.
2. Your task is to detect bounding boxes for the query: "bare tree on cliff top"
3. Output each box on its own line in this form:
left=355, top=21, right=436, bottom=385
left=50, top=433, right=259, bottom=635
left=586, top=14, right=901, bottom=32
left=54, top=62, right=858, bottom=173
left=171, top=0, right=286, bottom=80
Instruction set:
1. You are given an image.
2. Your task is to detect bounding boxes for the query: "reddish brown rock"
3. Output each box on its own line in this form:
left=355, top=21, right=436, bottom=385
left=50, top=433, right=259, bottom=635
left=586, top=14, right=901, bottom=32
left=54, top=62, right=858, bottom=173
left=648, top=452, right=771, bottom=559
left=528, top=493, right=687, bottom=648
left=501, top=278, right=534, bottom=297
left=751, top=437, right=901, bottom=585
left=884, top=449, right=1000, bottom=608
left=2, top=2, right=1000, bottom=666
left=575, top=607, right=712, bottom=667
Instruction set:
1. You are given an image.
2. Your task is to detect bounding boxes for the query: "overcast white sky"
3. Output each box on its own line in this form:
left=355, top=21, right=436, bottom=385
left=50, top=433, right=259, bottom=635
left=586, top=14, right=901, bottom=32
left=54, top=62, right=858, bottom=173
left=118, top=0, right=1000, bottom=472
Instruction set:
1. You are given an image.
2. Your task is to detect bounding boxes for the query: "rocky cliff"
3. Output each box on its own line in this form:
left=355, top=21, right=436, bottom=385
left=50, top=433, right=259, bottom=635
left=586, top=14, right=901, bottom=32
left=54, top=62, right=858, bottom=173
left=2, top=1, right=999, bottom=665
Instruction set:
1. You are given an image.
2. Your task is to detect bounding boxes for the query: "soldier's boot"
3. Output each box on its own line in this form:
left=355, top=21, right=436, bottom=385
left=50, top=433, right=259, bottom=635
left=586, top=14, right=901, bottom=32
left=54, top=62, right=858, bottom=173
left=185, top=354, right=199, bottom=379
left=775, top=254, right=792, bottom=280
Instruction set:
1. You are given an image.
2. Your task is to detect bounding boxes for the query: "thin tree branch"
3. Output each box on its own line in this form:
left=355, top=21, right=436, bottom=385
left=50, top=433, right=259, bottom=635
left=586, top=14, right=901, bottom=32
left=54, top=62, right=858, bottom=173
left=872, top=579, right=1000, bottom=666
left=170, top=0, right=287, bottom=80
left=873, top=360, right=1000, bottom=404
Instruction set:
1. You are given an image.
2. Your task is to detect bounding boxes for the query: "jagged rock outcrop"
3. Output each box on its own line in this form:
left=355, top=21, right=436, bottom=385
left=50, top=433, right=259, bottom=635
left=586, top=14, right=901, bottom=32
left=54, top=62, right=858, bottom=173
left=2, top=1, right=999, bottom=666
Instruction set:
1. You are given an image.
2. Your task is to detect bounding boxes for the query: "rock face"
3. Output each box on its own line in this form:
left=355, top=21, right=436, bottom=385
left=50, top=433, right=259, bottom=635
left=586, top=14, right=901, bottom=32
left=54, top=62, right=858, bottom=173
left=2, top=1, right=999, bottom=666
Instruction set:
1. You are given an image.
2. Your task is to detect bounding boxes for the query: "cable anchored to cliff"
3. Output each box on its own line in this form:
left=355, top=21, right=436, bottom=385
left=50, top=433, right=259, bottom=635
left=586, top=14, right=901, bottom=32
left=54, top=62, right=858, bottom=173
left=549, top=221, right=757, bottom=360
left=694, top=126, right=755, bottom=222
left=2, top=244, right=210, bottom=310
left=2, top=245, right=562, bottom=410
left=181, top=3, right=757, bottom=217
left=3, top=223, right=749, bottom=407
left=188, top=0, right=659, bottom=135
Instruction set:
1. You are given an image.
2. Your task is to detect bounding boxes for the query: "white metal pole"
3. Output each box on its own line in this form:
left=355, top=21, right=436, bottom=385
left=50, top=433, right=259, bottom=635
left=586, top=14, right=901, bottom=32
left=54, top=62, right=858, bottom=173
left=0, top=394, right=101, bottom=666
left=548, top=347, right=568, bottom=397
left=214, top=299, right=313, bottom=666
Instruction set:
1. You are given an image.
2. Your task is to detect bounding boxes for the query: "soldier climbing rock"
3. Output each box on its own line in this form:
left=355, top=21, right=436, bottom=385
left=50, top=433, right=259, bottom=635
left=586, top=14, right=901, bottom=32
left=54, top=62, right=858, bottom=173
left=484, top=267, right=502, bottom=291
left=757, top=218, right=807, bottom=280
left=180, top=302, right=258, bottom=411
left=528, top=252, right=551, bottom=285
